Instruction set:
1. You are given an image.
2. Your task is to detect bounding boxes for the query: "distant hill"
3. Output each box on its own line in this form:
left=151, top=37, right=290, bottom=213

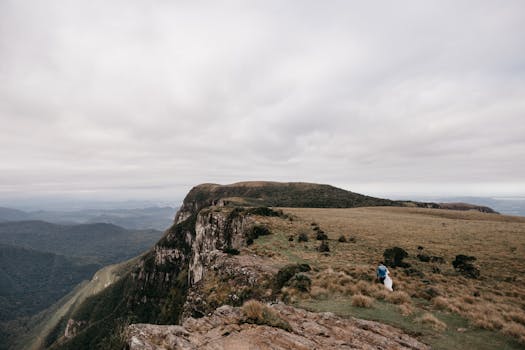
left=0, top=243, right=99, bottom=321
left=180, top=181, right=497, bottom=215
left=0, top=221, right=163, bottom=265
left=0, top=207, right=30, bottom=222
left=183, top=181, right=397, bottom=211
left=0, top=206, right=176, bottom=230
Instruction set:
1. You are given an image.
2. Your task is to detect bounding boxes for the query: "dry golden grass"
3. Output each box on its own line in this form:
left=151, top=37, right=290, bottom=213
left=386, top=291, right=411, bottom=305
left=501, top=322, right=525, bottom=344
left=351, top=294, right=374, bottom=308
left=418, top=312, right=447, bottom=332
left=398, top=303, right=414, bottom=316
left=241, top=300, right=292, bottom=331
left=250, top=206, right=525, bottom=343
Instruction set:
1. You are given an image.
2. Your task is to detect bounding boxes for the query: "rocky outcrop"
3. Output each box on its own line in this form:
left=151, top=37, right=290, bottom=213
left=127, top=303, right=430, bottom=350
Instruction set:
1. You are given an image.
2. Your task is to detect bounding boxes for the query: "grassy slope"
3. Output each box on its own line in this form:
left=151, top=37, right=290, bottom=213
left=12, top=257, right=139, bottom=350
left=245, top=206, right=525, bottom=349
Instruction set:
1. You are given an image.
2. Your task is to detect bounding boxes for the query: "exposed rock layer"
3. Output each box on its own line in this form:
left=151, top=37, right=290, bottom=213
left=128, top=304, right=430, bottom=350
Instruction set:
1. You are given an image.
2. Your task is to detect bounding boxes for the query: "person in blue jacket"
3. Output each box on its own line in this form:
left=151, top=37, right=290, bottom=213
left=376, top=262, right=388, bottom=283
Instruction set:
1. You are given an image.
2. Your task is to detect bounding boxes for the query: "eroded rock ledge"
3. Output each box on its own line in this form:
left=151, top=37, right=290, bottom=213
left=127, top=303, right=429, bottom=350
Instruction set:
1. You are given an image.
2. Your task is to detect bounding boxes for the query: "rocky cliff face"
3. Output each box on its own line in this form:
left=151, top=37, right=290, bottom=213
left=127, top=303, right=430, bottom=350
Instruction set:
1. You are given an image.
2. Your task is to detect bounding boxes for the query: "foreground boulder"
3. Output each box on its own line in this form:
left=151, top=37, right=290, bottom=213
left=127, top=303, right=429, bottom=350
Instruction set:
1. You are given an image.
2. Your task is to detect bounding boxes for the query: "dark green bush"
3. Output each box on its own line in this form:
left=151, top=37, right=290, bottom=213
left=316, top=231, right=328, bottom=240
left=338, top=235, right=347, bottom=242
left=274, top=264, right=311, bottom=290
left=452, top=255, right=480, bottom=279
left=317, top=240, right=330, bottom=252
left=298, top=230, right=309, bottom=242
left=245, top=207, right=282, bottom=217
left=417, top=254, right=431, bottom=262
left=246, top=225, right=271, bottom=245
left=287, top=273, right=312, bottom=292
left=383, top=247, right=409, bottom=268
left=224, top=247, right=240, bottom=255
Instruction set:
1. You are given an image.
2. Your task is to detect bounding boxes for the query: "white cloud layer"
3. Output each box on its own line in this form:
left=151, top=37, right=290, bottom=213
left=1, top=0, right=524, bottom=202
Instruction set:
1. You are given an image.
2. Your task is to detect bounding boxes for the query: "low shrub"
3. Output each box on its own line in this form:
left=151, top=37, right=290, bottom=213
left=398, top=303, right=414, bottom=316
left=317, top=240, right=330, bottom=252
left=246, top=225, right=272, bottom=245
left=223, top=247, right=240, bottom=255
left=298, top=230, right=309, bottom=242
left=452, top=254, right=480, bottom=279
left=432, top=296, right=450, bottom=310
left=338, top=235, right=347, bottom=242
left=419, top=312, right=447, bottom=332
left=417, top=254, right=430, bottom=262
left=430, top=256, right=445, bottom=264
left=316, top=232, right=328, bottom=240
left=386, top=291, right=411, bottom=304
left=383, top=247, right=410, bottom=268
left=242, top=300, right=292, bottom=332
left=287, top=273, right=311, bottom=292
left=274, top=264, right=311, bottom=290
left=351, top=294, right=374, bottom=308
left=245, top=207, right=282, bottom=217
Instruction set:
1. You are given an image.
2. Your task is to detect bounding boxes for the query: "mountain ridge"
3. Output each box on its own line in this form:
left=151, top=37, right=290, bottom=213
left=32, top=181, right=509, bottom=349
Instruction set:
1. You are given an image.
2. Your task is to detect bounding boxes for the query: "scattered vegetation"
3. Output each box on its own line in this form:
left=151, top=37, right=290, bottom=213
left=338, top=234, right=347, bottom=242
left=246, top=225, right=272, bottom=245
left=241, top=300, right=292, bottom=332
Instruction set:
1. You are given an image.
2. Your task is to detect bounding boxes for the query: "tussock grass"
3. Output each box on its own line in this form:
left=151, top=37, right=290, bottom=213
left=386, top=291, right=411, bottom=305
left=351, top=294, right=374, bottom=308
left=398, top=303, right=414, bottom=316
left=501, top=322, right=525, bottom=344
left=242, top=300, right=292, bottom=332
left=418, top=312, right=447, bottom=332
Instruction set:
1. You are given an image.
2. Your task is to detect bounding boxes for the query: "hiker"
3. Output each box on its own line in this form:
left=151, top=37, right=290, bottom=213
left=377, top=262, right=394, bottom=291
left=376, top=262, right=388, bottom=283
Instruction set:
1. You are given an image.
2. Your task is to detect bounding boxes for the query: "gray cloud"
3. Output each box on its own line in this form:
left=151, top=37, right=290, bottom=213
left=1, top=0, right=524, bottom=203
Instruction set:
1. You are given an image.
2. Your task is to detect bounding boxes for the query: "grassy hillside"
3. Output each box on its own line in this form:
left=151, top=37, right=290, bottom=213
left=245, top=206, right=525, bottom=348
left=0, top=221, right=163, bottom=265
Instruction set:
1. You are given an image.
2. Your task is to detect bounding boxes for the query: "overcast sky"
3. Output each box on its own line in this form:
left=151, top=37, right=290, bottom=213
left=1, top=0, right=524, bottom=205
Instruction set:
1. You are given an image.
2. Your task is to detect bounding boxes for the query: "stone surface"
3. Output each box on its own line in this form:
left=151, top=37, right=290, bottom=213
left=127, top=304, right=430, bottom=350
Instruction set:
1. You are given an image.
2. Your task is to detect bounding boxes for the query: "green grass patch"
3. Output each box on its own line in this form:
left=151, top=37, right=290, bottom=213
left=298, top=298, right=523, bottom=350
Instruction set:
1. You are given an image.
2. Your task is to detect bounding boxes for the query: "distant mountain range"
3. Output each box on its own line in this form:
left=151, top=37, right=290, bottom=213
left=0, top=221, right=163, bottom=265
left=0, top=206, right=177, bottom=230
